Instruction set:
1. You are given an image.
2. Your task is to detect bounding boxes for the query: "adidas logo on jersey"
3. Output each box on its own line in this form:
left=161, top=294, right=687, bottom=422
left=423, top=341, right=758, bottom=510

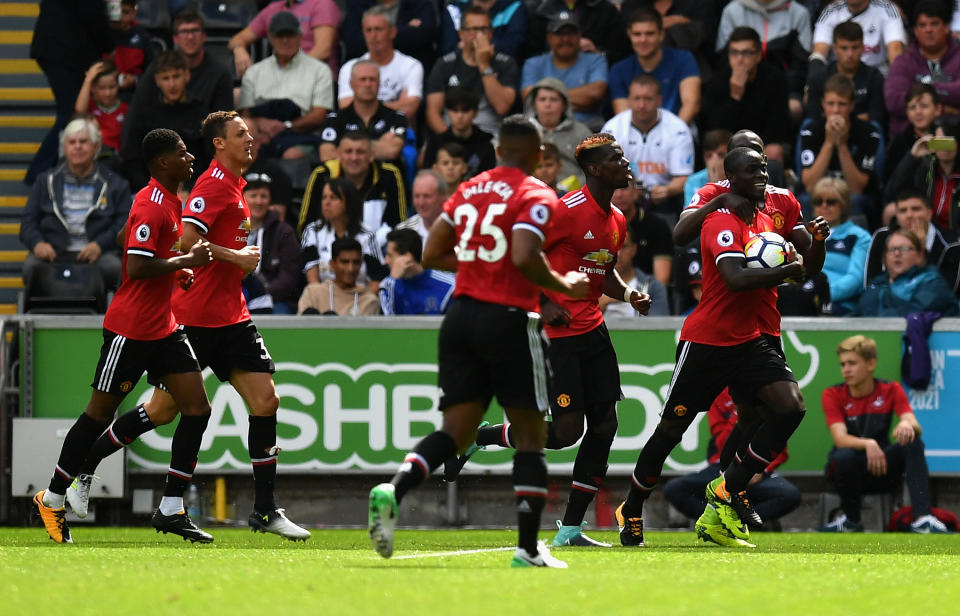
left=583, top=230, right=594, bottom=240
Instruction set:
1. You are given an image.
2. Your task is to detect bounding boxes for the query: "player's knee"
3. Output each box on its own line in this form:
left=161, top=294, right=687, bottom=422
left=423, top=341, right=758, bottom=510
left=657, top=416, right=690, bottom=443
left=250, top=392, right=280, bottom=417
left=551, top=420, right=584, bottom=448
left=587, top=405, right=618, bottom=442
left=145, top=399, right=180, bottom=425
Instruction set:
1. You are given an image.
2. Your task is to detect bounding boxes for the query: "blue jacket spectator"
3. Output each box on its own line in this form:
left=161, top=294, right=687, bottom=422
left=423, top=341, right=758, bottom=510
left=440, top=0, right=528, bottom=59
left=811, top=178, right=871, bottom=315
left=856, top=229, right=960, bottom=317
left=379, top=228, right=455, bottom=315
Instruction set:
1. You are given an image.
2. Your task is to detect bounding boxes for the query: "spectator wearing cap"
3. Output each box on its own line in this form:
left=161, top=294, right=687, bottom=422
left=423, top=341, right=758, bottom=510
left=397, top=170, right=447, bottom=244
left=228, top=0, right=341, bottom=77
left=341, top=0, right=437, bottom=71
left=244, top=173, right=301, bottom=314
left=521, top=13, right=608, bottom=131
left=528, top=0, right=631, bottom=64
left=237, top=11, right=334, bottom=161
left=320, top=60, right=408, bottom=170
left=425, top=5, right=519, bottom=136
left=523, top=77, right=592, bottom=190
left=338, top=5, right=424, bottom=120
left=440, top=0, right=529, bottom=60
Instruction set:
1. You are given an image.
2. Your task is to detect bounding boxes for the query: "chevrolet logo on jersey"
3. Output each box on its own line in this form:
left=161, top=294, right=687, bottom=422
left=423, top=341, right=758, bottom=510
left=583, top=249, right=614, bottom=265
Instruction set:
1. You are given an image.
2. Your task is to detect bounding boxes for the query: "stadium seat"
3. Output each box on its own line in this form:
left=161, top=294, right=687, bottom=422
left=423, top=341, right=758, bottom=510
left=135, top=0, right=171, bottom=31
left=196, top=0, right=258, bottom=30
left=22, top=263, right=107, bottom=314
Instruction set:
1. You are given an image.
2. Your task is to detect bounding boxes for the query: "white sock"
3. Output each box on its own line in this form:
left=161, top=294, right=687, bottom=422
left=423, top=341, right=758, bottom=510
left=43, top=490, right=65, bottom=509
left=159, top=496, right=184, bottom=516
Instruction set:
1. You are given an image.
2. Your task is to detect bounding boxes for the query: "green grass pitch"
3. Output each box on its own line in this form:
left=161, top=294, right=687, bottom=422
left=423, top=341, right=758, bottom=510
left=2, top=527, right=959, bottom=615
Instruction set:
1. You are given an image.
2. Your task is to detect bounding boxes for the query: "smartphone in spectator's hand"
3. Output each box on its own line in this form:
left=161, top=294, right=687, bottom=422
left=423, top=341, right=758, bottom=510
left=928, top=136, right=956, bottom=151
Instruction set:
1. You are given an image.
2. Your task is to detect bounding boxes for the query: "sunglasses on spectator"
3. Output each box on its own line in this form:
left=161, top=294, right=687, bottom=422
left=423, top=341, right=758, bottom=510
left=812, top=197, right=840, bottom=206
left=886, top=246, right=917, bottom=255
left=245, top=172, right=272, bottom=184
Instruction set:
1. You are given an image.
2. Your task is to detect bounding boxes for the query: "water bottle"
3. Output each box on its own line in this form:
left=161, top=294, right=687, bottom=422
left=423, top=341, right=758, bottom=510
left=187, top=484, right=201, bottom=519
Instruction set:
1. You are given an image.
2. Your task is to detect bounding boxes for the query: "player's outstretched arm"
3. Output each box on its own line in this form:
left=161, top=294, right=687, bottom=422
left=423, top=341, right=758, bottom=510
left=422, top=218, right=459, bottom=272
left=716, top=254, right=804, bottom=292
left=602, top=265, right=651, bottom=315
left=512, top=228, right=589, bottom=298
left=674, top=193, right=753, bottom=246
left=182, top=222, right=260, bottom=274
left=127, top=240, right=212, bottom=280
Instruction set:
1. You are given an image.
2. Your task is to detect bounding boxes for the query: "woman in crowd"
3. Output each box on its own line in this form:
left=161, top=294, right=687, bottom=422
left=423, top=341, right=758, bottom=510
left=811, top=177, right=871, bottom=315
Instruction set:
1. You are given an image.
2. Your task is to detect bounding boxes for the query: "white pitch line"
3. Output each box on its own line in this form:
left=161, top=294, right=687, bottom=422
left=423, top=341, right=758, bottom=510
left=392, top=546, right=515, bottom=560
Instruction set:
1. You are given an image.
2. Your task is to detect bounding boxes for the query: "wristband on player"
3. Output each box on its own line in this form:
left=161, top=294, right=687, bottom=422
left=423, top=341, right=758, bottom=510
left=624, top=287, right=638, bottom=303
left=809, top=52, right=827, bottom=64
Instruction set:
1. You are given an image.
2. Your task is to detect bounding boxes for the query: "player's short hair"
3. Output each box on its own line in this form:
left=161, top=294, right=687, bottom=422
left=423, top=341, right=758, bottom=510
left=811, top=177, right=851, bottom=221
left=91, top=59, right=118, bottom=85
left=895, top=187, right=931, bottom=208
left=414, top=169, right=447, bottom=195
left=172, top=9, right=205, bottom=32
left=836, top=335, right=878, bottom=361
left=201, top=110, right=240, bottom=154
left=832, top=20, right=863, bottom=43
left=823, top=73, right=855, bottom=101
left=363, top=3, right=396, bottom=27
left=626, top=7, right=661, bottom=31
left=575, top=132, right=616, bottom=168
left=331, top=236, right=363, bottom=260
left=906, top=82, right=939, bottom=105
left=340, top=129, right=372, bottom=145
left=498, top=114, right=542, bottom=147
left=120, top=0, right=135, bottom=8
left=629, top=73, right=660, bottom=95
left=703, top=129, right=732, bottom=153
left=141, top=128, right=183, bottom=167
left=723, top=146, right=758, bottom=175
left=728, top=26, right=760, bottom=50
left=728, top=129, right=763, bottom=153
left=387, top=228, right=423, bottom=263
left=154, top=49, right=188, bottom=74
left=444, top=86, right=480, bottom=111
left=541, top=142, right=560, bottom=161
left=437, top=141, right=467, bottom=162
left=914, top=0, right=951, bottom=23
left=63, top=116, right=102, bottom=148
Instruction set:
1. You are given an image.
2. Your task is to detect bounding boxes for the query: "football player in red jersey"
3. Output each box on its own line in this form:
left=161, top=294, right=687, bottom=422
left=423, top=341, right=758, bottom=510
left=69, top=112, right=310, bottom=543
left=34, top=129, right=213, bottom=544
left=671, top=129, right=832, bottom=539
left=444, top=134, right=653, bottom=548
left=615, top=148, right=811, bottom=548
left=368, top=116, right=590, bottom=568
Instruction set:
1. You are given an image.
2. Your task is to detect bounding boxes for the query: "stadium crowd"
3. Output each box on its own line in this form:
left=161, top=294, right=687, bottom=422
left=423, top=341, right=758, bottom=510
left=24, top=0, right=960, bottom=317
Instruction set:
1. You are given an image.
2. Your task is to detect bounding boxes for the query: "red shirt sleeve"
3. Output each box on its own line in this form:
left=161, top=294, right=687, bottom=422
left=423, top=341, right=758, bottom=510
left=890, top=381, right=913, bottom=418
left=821, top=386, right=846, bottom=426
left=125, top=202, right=165, bottom=258
left=183, top=187, right=225, bottom=235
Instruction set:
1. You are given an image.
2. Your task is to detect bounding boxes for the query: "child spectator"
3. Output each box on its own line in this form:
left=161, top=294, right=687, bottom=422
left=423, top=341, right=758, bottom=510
left=683, top=129, right=730, bottom=206
left=107, top=0, right=154, bottom=99
left=420, top=87, right=496, bottom=179
left=120, top=50, right=208, bottom=190
left=379, top=228, right=455, bottom=315
left=75, top=60, right=128, bottom=156
left=298, top=237, right=381, bottom=316
left=432, top=142, right=469, bottom=197
left=885, top=83, right=941, bottom=182
left=534, top=143, right=563, bottom=196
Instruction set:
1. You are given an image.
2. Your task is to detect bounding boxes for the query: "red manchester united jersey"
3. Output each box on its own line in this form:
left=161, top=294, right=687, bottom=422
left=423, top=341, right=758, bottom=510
left=542, top=186, right=626, bottom=338
left=681, top=208, right=774, bottom=346
left=173, top=160, right=251, bottom=327
left=441, top=166, right=558, bottom=312
left=686, top=181, right=804, bottom=336
left=104, top=179, right=183, bottom=340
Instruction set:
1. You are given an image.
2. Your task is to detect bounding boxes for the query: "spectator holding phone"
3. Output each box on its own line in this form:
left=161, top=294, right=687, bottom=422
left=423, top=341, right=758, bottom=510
left=885, top=116, right=960, bottom=232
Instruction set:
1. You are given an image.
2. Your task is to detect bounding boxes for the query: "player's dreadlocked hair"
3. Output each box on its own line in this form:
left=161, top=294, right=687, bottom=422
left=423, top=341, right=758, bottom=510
left=575, top=133, right=616, bottom=169
left=141, top=128, right=182, bottom=168
left=201, top=110, right=240, bottom=156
